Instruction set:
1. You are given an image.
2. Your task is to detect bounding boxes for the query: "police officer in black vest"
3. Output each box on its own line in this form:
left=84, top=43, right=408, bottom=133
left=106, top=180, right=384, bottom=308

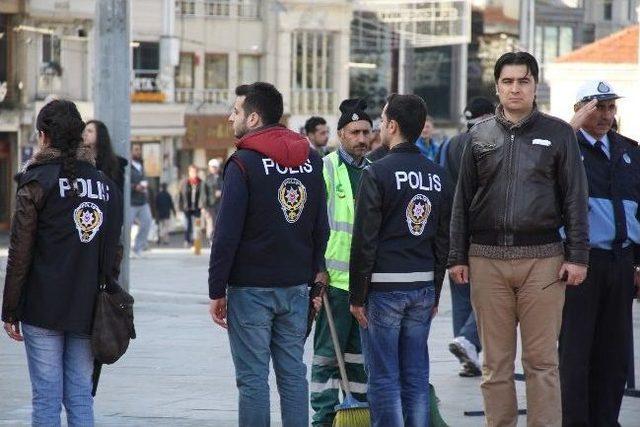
left=2, top=100, right=122, bottom=425
left=208, top=82, right=329, bottom=427
left=349, top=94, right=451, bottom=427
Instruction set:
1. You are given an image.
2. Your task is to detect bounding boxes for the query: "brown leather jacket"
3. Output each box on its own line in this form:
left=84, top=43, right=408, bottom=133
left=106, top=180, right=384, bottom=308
left=2, top=146, right=96, bottom=323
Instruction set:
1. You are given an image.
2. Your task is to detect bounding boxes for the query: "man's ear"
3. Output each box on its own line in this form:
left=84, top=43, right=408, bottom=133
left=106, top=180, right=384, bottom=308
left=388, top=119, right=398, bottom=136
left=247, top=112, right=260, bottom=128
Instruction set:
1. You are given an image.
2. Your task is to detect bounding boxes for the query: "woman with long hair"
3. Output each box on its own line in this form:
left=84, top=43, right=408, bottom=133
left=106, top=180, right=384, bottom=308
left=83, top=119, right=127, bottom=191
left=2, top=100, right=122, bottom=426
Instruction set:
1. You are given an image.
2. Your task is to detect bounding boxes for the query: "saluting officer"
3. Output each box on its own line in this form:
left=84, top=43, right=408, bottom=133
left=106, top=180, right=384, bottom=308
left=560, top=80, right=640, bottom=426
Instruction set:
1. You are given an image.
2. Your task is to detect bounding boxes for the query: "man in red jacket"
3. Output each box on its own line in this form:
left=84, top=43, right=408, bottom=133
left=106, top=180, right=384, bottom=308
left=208, top=82, right=329, bottom=427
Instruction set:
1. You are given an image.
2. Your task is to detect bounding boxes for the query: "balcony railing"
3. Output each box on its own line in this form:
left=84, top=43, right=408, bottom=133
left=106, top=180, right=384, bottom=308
left=175, top=88, right=232, bottom=106
left=290, top=89, right=337, bottom=115
left=175, top=0, right=260, bottom=19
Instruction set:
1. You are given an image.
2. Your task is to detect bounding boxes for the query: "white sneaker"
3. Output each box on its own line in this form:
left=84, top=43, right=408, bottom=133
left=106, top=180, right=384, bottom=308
left=449, top=336, right=481, bottom=372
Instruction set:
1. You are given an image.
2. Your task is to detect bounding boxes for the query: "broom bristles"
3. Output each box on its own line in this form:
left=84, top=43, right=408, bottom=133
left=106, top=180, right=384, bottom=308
left=333, top=407, right=370, bottom=427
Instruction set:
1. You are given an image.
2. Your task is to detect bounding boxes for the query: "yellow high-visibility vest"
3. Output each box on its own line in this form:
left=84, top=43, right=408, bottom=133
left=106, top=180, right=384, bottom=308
left=323, top=152, right=355, bottom=291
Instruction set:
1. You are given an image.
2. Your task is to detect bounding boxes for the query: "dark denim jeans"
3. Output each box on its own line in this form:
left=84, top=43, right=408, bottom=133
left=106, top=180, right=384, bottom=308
left=22, top=323, right=94, bottom=427
left=360, top=286, right=435, bottom=427
left=227, top=285, right=309, bottom=427
left=450, top=278, right=481, bottom=351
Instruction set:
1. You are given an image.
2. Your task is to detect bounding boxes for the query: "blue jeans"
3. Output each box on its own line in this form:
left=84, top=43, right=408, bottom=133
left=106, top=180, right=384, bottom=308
left=360, top=286, right=435, bottom=427
left=450, top=277, right=481, bottom=351
left=227, top=285, right=309, bottom=427
left=131, top=203, right=152, bottom=253
left=22, top=323, right=94, bottom=427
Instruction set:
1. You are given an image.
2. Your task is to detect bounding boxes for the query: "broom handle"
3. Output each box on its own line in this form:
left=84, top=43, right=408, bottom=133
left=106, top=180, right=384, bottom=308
left=322, top=292, right=352, bottom=395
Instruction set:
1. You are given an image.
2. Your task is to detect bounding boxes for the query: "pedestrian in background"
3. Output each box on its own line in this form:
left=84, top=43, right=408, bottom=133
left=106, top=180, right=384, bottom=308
left=83, top=120, right=127, bottom=192
left=208, top=82, right=328, bottom=427
left=204, top=158, right=222, bottom=244
left=350, top=93, right=451, bottom=427
left=415, top=115, right=441, bottom=161
left=560, top=80, right=640, bottom=426
left=310, top=98, right=371, bottom=426
left=448, top=51, right=589, bottom=426
left=82, top=119, right=128, bottom=277
left=440, top=97, right=494, bottom=377
left=2, top=100, right=122, bottom=426
left=305, top=116, right=331, bottom=156
left=130, top=144, right=153, bottom=257
left=179, top=164, right=205, bottom=247
left=366, top=119, right=388, bottom=162
left=155, top=182, right=176, bottom=245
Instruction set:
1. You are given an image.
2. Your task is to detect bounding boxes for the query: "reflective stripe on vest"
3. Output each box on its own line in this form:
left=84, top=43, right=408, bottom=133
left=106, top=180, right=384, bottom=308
left=370, top=271, right=435, bottom=283
left=323, top=152, right=354, bottom=291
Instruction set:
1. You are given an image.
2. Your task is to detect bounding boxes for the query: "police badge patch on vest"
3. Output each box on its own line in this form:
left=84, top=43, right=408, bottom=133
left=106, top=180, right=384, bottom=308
left=278, top=178, right=307, bottom=223
left=73, top=202, right=104, bottom=243
left=406, top=194, right=431, bottom=236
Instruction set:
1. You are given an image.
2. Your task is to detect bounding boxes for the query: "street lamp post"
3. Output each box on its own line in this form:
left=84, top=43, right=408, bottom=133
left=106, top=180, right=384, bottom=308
left=94, top=0, right=132, bottom=290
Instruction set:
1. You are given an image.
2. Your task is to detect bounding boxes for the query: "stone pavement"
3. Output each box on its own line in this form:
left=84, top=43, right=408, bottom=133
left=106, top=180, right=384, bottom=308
left=1, top=245, right=639, bottom=426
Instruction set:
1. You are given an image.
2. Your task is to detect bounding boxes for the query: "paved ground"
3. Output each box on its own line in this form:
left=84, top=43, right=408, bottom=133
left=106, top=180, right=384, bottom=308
left=1, top=239, right=639, bottom=426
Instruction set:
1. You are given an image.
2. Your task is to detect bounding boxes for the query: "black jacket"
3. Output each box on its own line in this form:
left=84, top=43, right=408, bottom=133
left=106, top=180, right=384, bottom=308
left=350, top=143, right=451, bottom=307
left=444, top=131, right=471, bottom=184
left=130, top=160, right=147, bottom=206
left=2, top=146, right=122, bottom=333
left=155, top=190, right=176, bottom=220
left=178, top=178, right=205, bottom=212
left=448, top=108, right=589, bottom=266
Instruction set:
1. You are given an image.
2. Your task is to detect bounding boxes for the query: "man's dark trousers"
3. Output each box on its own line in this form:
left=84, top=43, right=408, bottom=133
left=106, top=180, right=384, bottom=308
left=559, top=248, right=635, bottom=426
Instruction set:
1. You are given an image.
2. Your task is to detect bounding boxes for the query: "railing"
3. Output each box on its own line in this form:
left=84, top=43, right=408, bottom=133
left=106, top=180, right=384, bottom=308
left=237, top=0, right=260, bottom=19
left=204, top=0, right=231, bottom=17
left=132, top=69, right=160, bottom=92
left=175, top=88, right=232, bottom=106
left=175, top=0, right=260, bottom=19
left=175, top=0, right=196, bottom=16
left=290, top=89, right=337, bottom=115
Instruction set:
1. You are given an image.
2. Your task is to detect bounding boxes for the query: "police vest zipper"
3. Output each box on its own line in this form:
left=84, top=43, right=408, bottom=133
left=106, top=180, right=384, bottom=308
left=503, top=133, right=515, bottom=245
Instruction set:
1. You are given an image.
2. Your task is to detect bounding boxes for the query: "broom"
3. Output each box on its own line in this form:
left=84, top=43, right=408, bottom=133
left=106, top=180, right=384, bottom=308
left=322, top=293, right=370, bottom=427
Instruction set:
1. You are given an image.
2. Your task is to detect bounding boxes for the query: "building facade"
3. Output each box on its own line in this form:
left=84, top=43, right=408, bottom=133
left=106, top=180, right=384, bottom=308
left=173, top=0, right=352, bottom=158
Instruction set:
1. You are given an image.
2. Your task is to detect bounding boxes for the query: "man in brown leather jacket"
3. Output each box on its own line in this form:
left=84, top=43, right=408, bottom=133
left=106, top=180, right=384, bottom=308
left=448, top=52, right=589, bottom=427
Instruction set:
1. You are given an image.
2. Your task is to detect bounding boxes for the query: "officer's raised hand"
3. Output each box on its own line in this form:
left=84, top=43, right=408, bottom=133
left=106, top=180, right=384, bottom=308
left=559, top=262, right=587, bottom=286
left=209, top=298, right=227, bottom=329
left=570, top=99, right=598, bottom=131
left=350, top=304, right=368, bottom=328
left=449, top=265, right=469, bottom=284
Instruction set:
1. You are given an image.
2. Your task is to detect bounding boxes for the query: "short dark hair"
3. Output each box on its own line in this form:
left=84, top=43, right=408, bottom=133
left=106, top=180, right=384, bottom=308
left=304, top=116, right=326, bottom=134
left=494, top=52, right=539, bottom=83
left=235, top=82, right=283, bottom=126
left=385, top=94, right=428, bottom=143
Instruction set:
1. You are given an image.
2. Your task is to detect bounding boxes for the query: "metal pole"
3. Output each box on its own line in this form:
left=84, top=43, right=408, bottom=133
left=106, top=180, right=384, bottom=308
left=528, top=0, right=535, bottom=53
left=398, top=25, right=406, bottom=94
left=458, top=43, right=468, bottom=123
left=94, top=0, right=131, bottom=291
left=518, top=0, right=529, bottom=51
